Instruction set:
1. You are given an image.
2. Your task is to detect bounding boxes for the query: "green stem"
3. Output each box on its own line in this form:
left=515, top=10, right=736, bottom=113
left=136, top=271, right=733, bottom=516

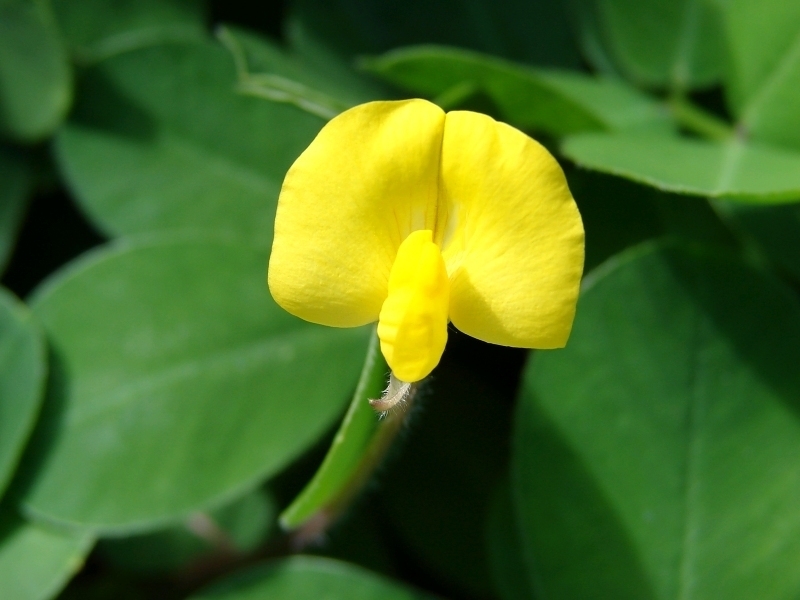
left=279, top=328, right=414, bottom=545
left=668, top=95, right=734, bottom=141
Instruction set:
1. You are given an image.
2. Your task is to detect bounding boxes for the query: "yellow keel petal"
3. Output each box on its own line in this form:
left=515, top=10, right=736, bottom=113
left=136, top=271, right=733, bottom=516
left=377, top=230, right=450, bottom=383
left=440, top=111, right=584, bottom=348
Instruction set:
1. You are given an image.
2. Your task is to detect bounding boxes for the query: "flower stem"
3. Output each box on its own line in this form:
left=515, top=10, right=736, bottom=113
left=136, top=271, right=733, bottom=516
left=668, top=94, right=734, bottom=141
left=278, top=328, right=415, bottom=547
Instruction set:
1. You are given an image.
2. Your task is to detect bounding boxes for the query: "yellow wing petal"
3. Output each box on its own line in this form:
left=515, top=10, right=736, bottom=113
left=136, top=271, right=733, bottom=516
left=440, top=111, right=584, bottom=348
left=268, top=100, right=445, bottom=327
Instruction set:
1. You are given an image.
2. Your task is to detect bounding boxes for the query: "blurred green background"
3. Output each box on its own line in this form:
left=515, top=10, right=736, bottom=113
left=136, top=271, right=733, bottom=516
left=2, top=0, right=800, bottom=599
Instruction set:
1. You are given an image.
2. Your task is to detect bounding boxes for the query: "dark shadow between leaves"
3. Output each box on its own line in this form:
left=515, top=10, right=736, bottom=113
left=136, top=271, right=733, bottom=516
left=4, top=346, right=71, bottom=509
left=68, top=66, right=158, bottom=142
left=515, top=396, right=658, bottom=600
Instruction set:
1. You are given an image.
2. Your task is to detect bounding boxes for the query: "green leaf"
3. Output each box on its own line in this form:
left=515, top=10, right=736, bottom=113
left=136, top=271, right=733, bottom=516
left=54, top=40, right=324, bottom=246
left=0, top=0, right=72, bottom=142
left=575, top=0, right=724, bottom=90
left=219, top=24, right=381, bottom=112
left=364, top=45, right=671, bottom=135
left=381, top=361, right=510, bottom=597
left=189, top=555, right=435, bottom=600
left=0, top=146, right=32, bottom=275
left=20, top=236, right=367, bottom=534
left=285, top=18, right=391, bottom=104
left=0, top=508, right=92, bottom=600
left=713, top=201, right=800, bottom=282
left=0, top=287, right=46, bottom=501
left=721, top=0, right=800, bottom=150
left=514, top=242, right=800, bottom=599
left=290, top=0, right=581, bottom=67
left=562, top=133, right=800, bottom=203
left=52, top=0, right=208, bottom=63
left=99, top=487, right=275, bottom=574
left=485, top=478, right=535, bottom=600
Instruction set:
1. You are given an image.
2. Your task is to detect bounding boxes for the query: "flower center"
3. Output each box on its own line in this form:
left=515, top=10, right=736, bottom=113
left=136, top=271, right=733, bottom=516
left=377, top=229, right=450, bottom=383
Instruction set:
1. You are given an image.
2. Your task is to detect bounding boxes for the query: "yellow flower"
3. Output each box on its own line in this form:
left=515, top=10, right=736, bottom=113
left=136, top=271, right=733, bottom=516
left=268, top=99, right=584, bottom=383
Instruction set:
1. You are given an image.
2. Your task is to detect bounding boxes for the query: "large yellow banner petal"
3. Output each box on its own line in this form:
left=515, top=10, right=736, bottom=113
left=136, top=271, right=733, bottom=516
left=269, top=100, right=445, bottom=327
left=440, top=111, right=584, bottom=348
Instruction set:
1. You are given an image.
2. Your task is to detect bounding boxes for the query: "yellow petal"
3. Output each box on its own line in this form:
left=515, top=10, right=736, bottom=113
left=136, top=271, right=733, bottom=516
left=268, top=100, right=445, bottom=327
left=377, top=230, right=450, bottom=382
left=439, top=111, right=584, bottom=348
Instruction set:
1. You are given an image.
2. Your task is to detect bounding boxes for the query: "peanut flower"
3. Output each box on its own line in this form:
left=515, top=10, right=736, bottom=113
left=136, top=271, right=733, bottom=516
left=268, top=99, right=584, bottom=384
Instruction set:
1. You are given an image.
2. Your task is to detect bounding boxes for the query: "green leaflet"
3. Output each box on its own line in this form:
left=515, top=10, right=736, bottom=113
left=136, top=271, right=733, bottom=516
left=364, top=45, right=671, bottom=135
left=0, top=0, right=72, bottom=141
left=0, top=508, right=93, bottom=600
left=514, top=242, right=800, bottom=600
left=54, top=39, right=324, bottom=246
left=574, top=0, right=724, bottom=90
left=562, top=133, right=800, bottom=203
left=721, top=0, right=800, bottom=150
left=20, top=236, right=367, bottom=534
left=0, top=287, right=46, bottom=501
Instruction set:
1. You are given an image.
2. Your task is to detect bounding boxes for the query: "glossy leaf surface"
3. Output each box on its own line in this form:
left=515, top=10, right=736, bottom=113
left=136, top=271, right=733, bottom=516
left=21, top=237, right=366, bottom=533
left=514, top=242, right=800, bottom=599
left=577, top=0, right=724, bottom=89
left=365, top=45, right=670, bottom=134
left=0, top=0, right=72, bottom=141
left=0, top=508, right=92, bottom=600
left=722, top=0, right=800, bottom=150
left=55, top=40, right=324, bottom=247
left=0, top=287, right=46, bottom=502
left=562, top=133, right=800, bottom=203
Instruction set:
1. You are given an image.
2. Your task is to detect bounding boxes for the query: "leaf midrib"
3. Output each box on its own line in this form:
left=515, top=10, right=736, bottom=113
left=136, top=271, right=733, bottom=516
left=739, top=26, right=800, bottom=131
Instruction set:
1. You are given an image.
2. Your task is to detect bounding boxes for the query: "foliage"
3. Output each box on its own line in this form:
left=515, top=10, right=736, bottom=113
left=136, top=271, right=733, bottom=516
left=0, top=0, right=799, bottom=598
